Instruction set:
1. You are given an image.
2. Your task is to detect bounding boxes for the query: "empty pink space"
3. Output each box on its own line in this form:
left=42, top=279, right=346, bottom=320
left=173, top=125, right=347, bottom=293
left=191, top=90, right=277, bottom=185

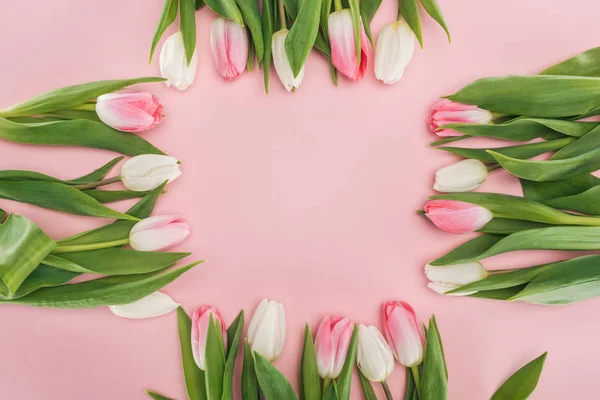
left=0, top=0, right=598, bottom=399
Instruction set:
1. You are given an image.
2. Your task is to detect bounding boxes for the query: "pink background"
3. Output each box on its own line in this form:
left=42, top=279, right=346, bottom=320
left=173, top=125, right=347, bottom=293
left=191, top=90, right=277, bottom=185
left=0, top=0, right=598, bottom=399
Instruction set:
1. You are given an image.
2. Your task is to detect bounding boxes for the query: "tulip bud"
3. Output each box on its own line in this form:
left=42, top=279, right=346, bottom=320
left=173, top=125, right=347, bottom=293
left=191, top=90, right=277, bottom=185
left=160, top=32, right=198, bottom=91
left=374, top=21, right=415, bottom=84
left=328, top=10, right=368, bottom=81
left=315, top=316, right=353, bottom=380
left=191, top=306, right=228, bottom=370
left=382, top=301, right=425, bottom=367
left=129, top=214, right=191, bottom=251
left=96, top=92, right=163, bottom=133
left=424, top=200, right=493, bottom=234
left=247, top=298, right=286, bottom=362
left=357, top=324, right=395, bottom=382
left=272, top=30, right=305, bottom=92
left=121, top=154, right=182, bottom=192
left=210, top=17, right=249, bottom=81
left=429, top=99, right=493, bottom=137
left=425, top=262, right=488, bottom=295
left=434, top=159, right=488, bottom=193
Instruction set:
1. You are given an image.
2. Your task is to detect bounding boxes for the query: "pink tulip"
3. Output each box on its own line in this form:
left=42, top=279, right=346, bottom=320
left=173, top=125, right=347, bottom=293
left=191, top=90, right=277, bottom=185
left=424, top=200, right=493, bottom=234
left=191, top=306, right=228, bottom=370
left=315, top=316, right=353, bottom=380
left=328, top=9, right=369, bottom=81
left=96, top=92, right=163, bottom=132
left=129, top=215, right=191, bottom=251
left=428, top=99, right=493, bottom=137
left=382, top=301, right=425, bottom=367
left=210, top=17, right=249, bottom=81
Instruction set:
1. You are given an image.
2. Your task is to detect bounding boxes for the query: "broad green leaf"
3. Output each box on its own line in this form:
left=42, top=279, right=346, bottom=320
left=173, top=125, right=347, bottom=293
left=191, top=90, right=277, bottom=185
left=0, top=118, right=165, bottom=156
left=205, top=315, right=226, bottom=400
left=419, top=0, right=450, bottom=42
left=323, top=324, right=358, bottom=400
left=300, top=324, right=320, bottom=400
left=262, top=0, right=275, bottom=93
left=0, top=77, right=164, bottom=118
left=241, top=340, right=259, bottom=400
left=478, top=218, right=556, bottom=235
left=431, top=135, right=469, bottom=146
left=1, top=261, right=200, bottom=308
left=83, top=189, right=149, bottom=203
left=448, top=75, right=600, bottom=118
left=146, top=390, right=175, bottom=400
left=254, top=352, right=299, bottom=400
left=180, top=0, right=197, bottom=65
left=285, top=0, right=322, bottom=77
left=448, top=264, right=550, bottom=295
left=421, top=316, right=447, bottom=400
left=469, top=285, right=527, bottom=301
left=283, top=0, right=298, bottom=19
left=67, top=156, right=124, bottom=184
left=545, top=186, right=600, bottom=215
left=42, top=254, right=92, bottom=273
left=552, top=125, right=600, bottom=160
left=429, top=234, right=504, bottom=266
left=0, top=214, right=56, bottom=294
left=177, top=307, right=208, bottom=400
left=541, top=47, right=600, bottom=77
left=149, top=0, right=179, bottom=63
left=520, top=174, right=600, bottom=202
left=222, top=311, right=245, bottom=400
left=204, top=0, right=244, bottom=25
left=399, top=0, right=423, bottom=48
left=358, top=370, right=377, bottom=400
left=48, top=109, right=102, bottom=122
left=491, top=352, right=547, bottom=400
left=0, top=265, right=78, bottom=300
left=360, top=0, right=382, bottom=47
left=235, top=0, right=264, bottom=61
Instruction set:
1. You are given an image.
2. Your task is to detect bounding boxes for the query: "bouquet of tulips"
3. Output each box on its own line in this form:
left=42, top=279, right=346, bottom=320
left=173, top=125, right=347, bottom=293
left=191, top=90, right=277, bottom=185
left=145, top=299, right=547, bottom=400
left=421, top=46, right=600, bottom=305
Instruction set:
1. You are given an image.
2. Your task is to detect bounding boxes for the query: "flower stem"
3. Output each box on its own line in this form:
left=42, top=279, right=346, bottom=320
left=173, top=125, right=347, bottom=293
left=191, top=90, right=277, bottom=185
left=73, top=176, right=122, bottom=190
left=52, top=238, right=130, bottom=254
left=278, top=0, right=287, bottom=29
left=70, top=103, right=97, bottom=111
left=411, top=366, right=422, bottom=399
left=333, top=0, right=343, bottom=11
left=322, top=378, right=332, bottom=395
left=381, top=380, right=393, bottom=400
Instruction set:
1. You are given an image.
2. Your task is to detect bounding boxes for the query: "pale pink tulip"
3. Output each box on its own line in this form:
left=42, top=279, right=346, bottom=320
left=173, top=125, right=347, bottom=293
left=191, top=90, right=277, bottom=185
left=315, top=316, right=353, bottom=380
left=424, top=200, right=493, bottom=234
left=328, top=9, right=369, bottom=81
left=129, top=215, right=190, bottom=251
left=383, top=301, right=425, bottom=367
left=429, top=99, right=493, bottom=137
left=210, top=17, right=249, bottom=81
left=191, top=306, right=228, bottom=370
left=96, top=92, right=163, bottom=132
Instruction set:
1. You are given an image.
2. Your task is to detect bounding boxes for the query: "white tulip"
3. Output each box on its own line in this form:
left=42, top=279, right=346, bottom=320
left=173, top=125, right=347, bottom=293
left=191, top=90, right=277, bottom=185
left=434, top=159, right=488, bottom=193
left=160, top=32, right=198, bottom=91
left=272, top=30, right=305, bottom=92
left=109, top=291, right=179, bottom=319
left=357, top=324, right=395, bottom=382
left=121, top=154, right=182, bottom=192
left=425, top=262, right=489, bottom=296
left=247, top=298, right=286, bottom=362
left=375, top=21, right=416, bottom=84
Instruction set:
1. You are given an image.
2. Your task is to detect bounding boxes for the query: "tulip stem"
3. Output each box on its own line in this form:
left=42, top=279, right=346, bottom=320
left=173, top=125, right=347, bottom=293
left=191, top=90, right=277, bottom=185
left=278, top=0, right=287, bottom=29
left=381, top=380, right=394, bottom=400
left=333, top=0, right=343, bottom=11
left=411, top=366, right=422, bottom=399
left=72, top=176, right=122, bottom=190
left=322, top=378, right=332, bottom=395
left=70, top=103, right=97, bottom=111
left=52, top=238, right=130, bottom=254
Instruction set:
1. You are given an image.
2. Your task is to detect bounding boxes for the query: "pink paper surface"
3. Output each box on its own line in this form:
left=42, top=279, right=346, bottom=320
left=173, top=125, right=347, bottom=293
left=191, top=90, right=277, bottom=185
left=0, top=1, right=598, bottom=399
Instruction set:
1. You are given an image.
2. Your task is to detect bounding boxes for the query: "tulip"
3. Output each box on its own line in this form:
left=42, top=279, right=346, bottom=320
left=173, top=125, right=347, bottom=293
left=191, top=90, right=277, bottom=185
left=191, top=306, right=228, bottom=370
left=434, top=159, right=488, bottom=193
left=424, top=200, right=493, bottom=234
left=328, top=9, right=369, bottom=81
left=374, top=21, right=415, bottom=84
left=210, top=17, right=249, bottom=81
left=357, top=324, right=395, bottom=382
left=247, top=298, right=286, bottom=362
left=96, top=92, right=163, bottom=133
left=121, top=154, right=182, bottom=192
left=382, top=301, right=425, bottom=368
left=315, top=316, right=353, bottom=380
left=272, top=30, right=305, bottom=92
left=425, top=262, right=488, bottom=295
left=429, top=99, right=493, bottom=137
left=160, top=32, right=198, bottom=91
left=129, top=214, right=191, bottom=251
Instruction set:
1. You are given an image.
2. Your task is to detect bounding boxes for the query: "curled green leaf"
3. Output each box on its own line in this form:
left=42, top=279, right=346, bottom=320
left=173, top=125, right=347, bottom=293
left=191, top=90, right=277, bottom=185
left=285, top=0, right=323, bottom=77
left=149, top=0, right=179, bottom=63
left=399, top=0, right=423, bottom=48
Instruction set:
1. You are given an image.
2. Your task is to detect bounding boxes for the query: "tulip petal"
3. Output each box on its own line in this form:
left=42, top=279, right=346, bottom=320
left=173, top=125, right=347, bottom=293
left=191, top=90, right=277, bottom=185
left=160, top=32, right=198, bottom=91
left=374, top=21, right=415, bottom=85
left=109, top=291, right=179, bottom=319
left=433, top=159, right=488, bottom=193
left=424, top=200, right=493, bottom=234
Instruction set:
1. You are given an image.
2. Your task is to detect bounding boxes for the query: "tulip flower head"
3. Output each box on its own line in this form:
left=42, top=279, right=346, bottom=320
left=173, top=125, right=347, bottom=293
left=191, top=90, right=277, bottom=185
left=434, top=159, right=488, bottom=193
left=429, top=99, right=493, bottom=137
left=328, top=9, right=369, bottom=81
left=210, top=17, right=249, bottom=81
left=424, top=200, right=493, bottom=234
left=247, top=298, right=286, bottom=362
left=129, top=214, right=190, bottom=252
left=121, top=154, right=182, bottom=192
left=160, top=32, right=198, bottom=91
left=382, top=301, right=425, bottom=367
left=374, top=21, right=415, bottom=84
left=425, top=262, right=489, bottom=295
left=357, top=324, right=395, bottom=382
left=272, top=30, right=305, bottom=92
left=315, top=316, right=354, bottom=380
left=96, top=92, right=163, bottom=133
left=191, top=306, right=228, bottom=370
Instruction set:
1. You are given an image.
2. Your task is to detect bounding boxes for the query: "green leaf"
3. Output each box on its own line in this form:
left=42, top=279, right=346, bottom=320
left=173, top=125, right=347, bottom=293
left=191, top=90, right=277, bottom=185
left=360, top=0, right=382, bottom=47
left=285, top=0, right=322, bottom=77
left=262, top=0, right=275, bottom=93
left=491, top=352, right=547, bottom=400
left=204, top=0, right=244, bottom=25
left=419, top=0, right=450, bottom=42
left=42, top=254, right=92, bottom=273
left=235, top=0, right=264, bottom=61
left=0, top=118, right=165, bottom=156
left=0, top=214, right=56, bottom=294
left=404, top=368, right=417, bottom=400
left=205, top=313, right=227, bottom=400
left=0, top=77, right=165, bottom=118
left=358, top=369, right=377, bottom=400
left=544, top=186, right=600, bottom=215
left=300, top=324, right=320, bottom=400
left=0, top=207, right=6, bottom=222
left=349, top=0, right=362, bottom=66
left=2, top=261, right=201, bottom=308
left=0, top=264, right=78, bottom=300
left=68, top=156, right=124, bottom=184
left=541, top=47, right=600, bottom=77
left=448, top=264, right=550, bottom=295
left=520, top=174, right=600, bottom=202
left=552, top=125, right=600, bottom=160
left=478, top=218, right=556, bottom=235
left=431, top=135, right=469, bottom=146
left=48, top=109, right=103, bottom=122
left=83, top=189, right=149, bottom=203
left=399, top=0, right=423, bottom=48
left=146, top=390, right=176, bottom=400
left=222, top=310, right=244, bottom=400
left=448, top=75, right=600, bottom=118
left=421, top=315, right=447, bottom=400
left=242, top=340, right=259, bottom=400
left=429, top=234, right=504, bottom=266
left=149, top=0, right=179, bottom=63
left=196, top=0, right=206, bottom=9
left=180, top=0, right=197, bottom=65
left=254, top=352, right=299, bottom=400
left=323, top=324, right=358, bottom=400
left=177, top=307, right=208, bottom=400
left=283, top=0, right=298, bottom=19
left=469, top=285, right=527, bottom=301
left=320, top=0, right=333, bottom=37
